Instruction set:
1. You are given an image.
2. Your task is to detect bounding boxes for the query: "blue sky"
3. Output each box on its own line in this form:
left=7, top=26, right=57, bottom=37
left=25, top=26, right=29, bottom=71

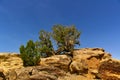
left=0, top=0, right=120, bottom=59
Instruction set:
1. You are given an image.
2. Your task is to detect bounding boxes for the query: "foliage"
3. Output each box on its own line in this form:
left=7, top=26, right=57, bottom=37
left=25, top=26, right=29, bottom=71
left=52, top=25, right=81, bottom=54
left=36, top=30, right=55, bottom=57
left=20, top=40, right=40, bottom=66
left=19, top=24, right=81, bottom=59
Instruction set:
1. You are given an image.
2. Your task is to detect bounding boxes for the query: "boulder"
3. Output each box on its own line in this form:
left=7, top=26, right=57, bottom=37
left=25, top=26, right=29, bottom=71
left=70, top=48, right=111, bottom=79
left=40, top=55, right=72, bottom=72
left=6, top=66, right=66, bottom=80
left=98, top=59, right=120, bottom=80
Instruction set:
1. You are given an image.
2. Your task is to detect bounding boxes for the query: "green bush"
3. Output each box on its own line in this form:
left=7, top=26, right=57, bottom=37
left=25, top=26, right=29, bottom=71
left=19, top=24, right=81, bottom=59
left=20, top=40, right=40, bottom=66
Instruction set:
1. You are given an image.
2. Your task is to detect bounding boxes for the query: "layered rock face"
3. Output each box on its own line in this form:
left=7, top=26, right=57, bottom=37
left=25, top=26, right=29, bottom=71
left=0, top=53, right=23, bottom=72
left=0, top=54, right=71, bottom=80
left=40, top=55, right=72, bottom=72
left=70, top=48, right=112, bottom=79
left=0, top=48, right=120, bottom=80
left=98, top=59, right=120, bottom=80
left=0, top=53, right=23, bottom=80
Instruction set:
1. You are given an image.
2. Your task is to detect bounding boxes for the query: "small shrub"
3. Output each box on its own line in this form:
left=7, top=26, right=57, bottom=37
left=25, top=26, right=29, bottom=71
left=20, top=40, right=40, bottom=66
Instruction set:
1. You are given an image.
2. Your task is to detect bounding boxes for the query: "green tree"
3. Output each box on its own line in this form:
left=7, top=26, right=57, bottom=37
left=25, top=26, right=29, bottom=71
left=36, top=30, right=55, bottom=57
left=20, top=40, right=40, bottom=66
left=52, top=25, right=81, bottom=54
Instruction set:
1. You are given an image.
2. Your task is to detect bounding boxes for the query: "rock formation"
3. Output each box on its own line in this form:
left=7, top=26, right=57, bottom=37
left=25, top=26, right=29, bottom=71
left=98, top=59, right=120, bottom=80
left=70, top=48, right=111, bottom=79
left=40, top=55, right=72, bottom=72
left=0, top=48, right=120, bottom=80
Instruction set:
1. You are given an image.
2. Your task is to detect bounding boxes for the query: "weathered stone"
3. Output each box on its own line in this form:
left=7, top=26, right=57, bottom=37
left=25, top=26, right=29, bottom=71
left=0, top=53, right=23, bottom=75
left=98, top=59, right=120, bottom=80
left=70, top=59, right=88, bottom=74
left=30, top=73, right=57, bottom=80
left=40, top=55, right=72, bottom=72
left=5, top=66, right=66, bottom=80
left=0, top=72, right=6, bottom=80
left=0, top=48, right=119, bottom=80
left=0, top=68, right=6, bottom=80
left=70, top=48, right=111, bottom=79
left=6, top=70, right=17, bottom=80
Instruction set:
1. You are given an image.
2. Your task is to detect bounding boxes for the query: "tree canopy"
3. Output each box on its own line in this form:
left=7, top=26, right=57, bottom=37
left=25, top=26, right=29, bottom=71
left=52, top=25, right=81, bottom=54
left=36, top=30, right=54, bottom=57
left=19, top=24, right=81, bottom=66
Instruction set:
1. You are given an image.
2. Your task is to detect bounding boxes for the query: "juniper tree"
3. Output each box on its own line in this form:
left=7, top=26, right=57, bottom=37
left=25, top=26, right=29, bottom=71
left=52, top=25, right=81, bottom=54
left=20, top=40, right=40, bottom=66
left=36, top=30, right=55, bottom=57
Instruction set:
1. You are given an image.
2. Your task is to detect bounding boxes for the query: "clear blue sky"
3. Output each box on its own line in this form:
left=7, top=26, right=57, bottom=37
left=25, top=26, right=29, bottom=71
left=0, top=0, right=120, bottom=59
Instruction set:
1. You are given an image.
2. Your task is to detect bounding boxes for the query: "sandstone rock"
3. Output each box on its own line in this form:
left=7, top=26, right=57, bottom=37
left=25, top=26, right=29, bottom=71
left=70, top=48, right=111, bottom=79
left=0, top=53, right=23, bottom=74
left=98, top=59, right=120, bottom=80
left=30, top=73, right=57, bottom=80
left=70, top=59, right=88, bottom=74
left=40, top=55, right=72, bottom=72
left=16, top=71, right=30, bottom=80
left=0, top=68, right=5, bottom=80
left=58, top=73, right=88, bottom=80
left=0, top=48, right=119, bottom=80
left=6, top=70, right=17, bottom=80
left=6, top=66, right=66, bottom=80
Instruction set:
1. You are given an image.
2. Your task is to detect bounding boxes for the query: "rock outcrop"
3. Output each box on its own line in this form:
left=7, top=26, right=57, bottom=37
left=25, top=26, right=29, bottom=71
left=0, top=53, right=23, bottom=73
left=0, top=48, right=120, bottom=80
left=0, top=68, right=6, bottom=80
left=40, top=55, right=72, bottom=72
left=70, top=48, right=111, bottom=79
left=6, top=66, right=66, bottom=80
left=0, top=54, right=72, bottom=80
left=98, top=59, right=120, bottom=80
